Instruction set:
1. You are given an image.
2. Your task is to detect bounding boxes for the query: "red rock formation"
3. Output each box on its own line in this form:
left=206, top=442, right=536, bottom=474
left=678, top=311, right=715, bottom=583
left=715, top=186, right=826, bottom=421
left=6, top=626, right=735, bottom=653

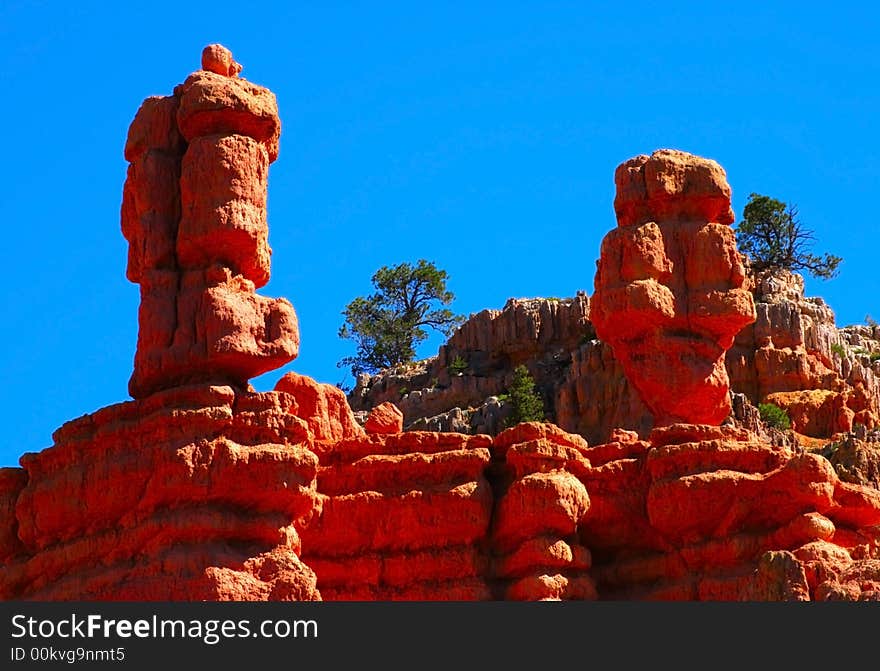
left=727, top=269, right=880, bottom=436
left=298, top=423, right=597, bottom=601
left=580, top=423, right=880, bottom=599
left=823, top=435, right=880, bottom=490
left=765, top=389, right=853, bottom=437
left=122, top=45, right=296, bottom=399
left=275, top=372, right=365, bottom=443
left=555, top=338, right=653, bottom=444
left=365, top=402, right=404, bottom=434
left=491, top=424, right=596, bottom=600
left=0, top=46, right=316, bottom=602
left=591, top=149, right=756, bottom=426
left=0, top=386, right=319, bottom=600
left=300, top=431, right=495, bottom=600
left=4, top=51, right=880, bottom=605
left=201, top=43, right=243, bottom=78
left=349, top=295, right=591, bottom=427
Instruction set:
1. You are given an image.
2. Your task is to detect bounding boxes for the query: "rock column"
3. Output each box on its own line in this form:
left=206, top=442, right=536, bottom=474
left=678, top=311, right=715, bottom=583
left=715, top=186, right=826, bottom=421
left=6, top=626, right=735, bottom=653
left=591, top=149, right=756, bottom=426
left=122, top=44, right=298, bottom=398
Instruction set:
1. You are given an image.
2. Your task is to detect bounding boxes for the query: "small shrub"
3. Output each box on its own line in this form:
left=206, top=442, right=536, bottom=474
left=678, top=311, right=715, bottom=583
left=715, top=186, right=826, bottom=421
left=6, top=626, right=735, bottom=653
left=449, top=355, right=468, bottom=375
left=830, top=343, right=847, bottom=358
left=398, top=386, right=408, bottom=397
left=759, top=402, right=791, bottom=431
left=505, top=365, right=546, bottom=426
left=871, top=352, right=880, bottom=363
left=866, top=314, right=878, bottom=328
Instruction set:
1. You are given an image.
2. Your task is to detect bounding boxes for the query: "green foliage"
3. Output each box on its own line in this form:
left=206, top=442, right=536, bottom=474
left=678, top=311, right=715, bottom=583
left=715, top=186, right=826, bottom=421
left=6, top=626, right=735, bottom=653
left=736, top=193, right=842, bottom=280
left=338, top=260, right=465, bottom=376
left=759, top=402, right=791, bottom=431
left=870, top=352, right=880, bottom=363
left=449, top=355, right=468, bottom=375
left=398, top=386, right=408, bottom=397
left=830, top=343, right=847, bottom=358
left=505, top=365, right=546, bottom=426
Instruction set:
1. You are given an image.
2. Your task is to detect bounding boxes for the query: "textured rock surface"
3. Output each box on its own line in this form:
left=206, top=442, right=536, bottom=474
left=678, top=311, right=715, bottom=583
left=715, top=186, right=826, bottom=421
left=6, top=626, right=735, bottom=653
left=580, top=423, right=880, bottom=600
left=822, top=435, right=880, bottom=490
left=201, top=43, right=243, bottom=78
left=0, top=386, right=320, bottom=600
left=0, top=46, right=312, bottom=602
left=350, top=295, right=652, bottom=444
left=365, top=402, right=404, bottom=434
left=300, top=431, right=495, bottom=600
left=349, top=295, right=591, bottom=427
left=490, top=424, right=596, bottom=600
left=123, top=46, right=296, bottom=399
left=350, top=172, right=880, bottom=446
left=591, top=149, right=756, bottom=426
left=299, top=423, right=597, bottom=601
left=275, top=372, right=365, bottom=443
left=727, top=268, right=880, bottom=436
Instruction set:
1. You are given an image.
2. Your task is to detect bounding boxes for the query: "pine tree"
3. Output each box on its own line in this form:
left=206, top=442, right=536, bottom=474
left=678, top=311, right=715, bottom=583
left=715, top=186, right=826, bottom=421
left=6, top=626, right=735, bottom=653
left=338, top=260, right=464, bottom=376
left=506, top=365, right=545, bottom=426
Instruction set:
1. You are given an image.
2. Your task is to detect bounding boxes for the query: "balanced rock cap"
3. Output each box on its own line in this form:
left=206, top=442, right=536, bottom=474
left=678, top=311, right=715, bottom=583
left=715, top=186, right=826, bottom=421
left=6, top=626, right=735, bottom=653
left=201, top=43, right=243, bottom=77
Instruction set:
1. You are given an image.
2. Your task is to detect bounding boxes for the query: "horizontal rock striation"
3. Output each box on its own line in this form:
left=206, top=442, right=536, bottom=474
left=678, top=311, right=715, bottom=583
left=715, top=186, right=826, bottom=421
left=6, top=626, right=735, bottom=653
left=580, top=423, right=880, bottom=600
left=490, top=424, right=596, bottom=600
left=300, top=431, right=495, bottom=600
left=0, top=385, right=320, bottom=600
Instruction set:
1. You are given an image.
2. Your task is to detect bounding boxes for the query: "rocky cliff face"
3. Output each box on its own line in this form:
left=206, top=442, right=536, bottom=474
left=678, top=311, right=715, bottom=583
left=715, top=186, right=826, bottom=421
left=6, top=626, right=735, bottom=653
left=348, top=294, right=659, bottom=444
left=728, top=269, right=880, bottom=436
left=353, top=260, right=880, bottom=443
left=1, top=50, right=878, bottom=601
left=0, top=385, right=321, bottom=600
left=349, top=295, right=593, bottom=432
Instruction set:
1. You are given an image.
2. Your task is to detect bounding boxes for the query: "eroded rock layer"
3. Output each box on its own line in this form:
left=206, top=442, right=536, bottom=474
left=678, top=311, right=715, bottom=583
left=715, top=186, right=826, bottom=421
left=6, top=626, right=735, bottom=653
left=580, top=424, right=880, bottom=600
left=4, top=411, right=878, bottom=600
left=591, top=149, right=756, bottom=426
left=0, top=386, right=320, bottom=600
left=301, top=431, right=495, bottom=600
left=123, top=44, right=297, bottom=399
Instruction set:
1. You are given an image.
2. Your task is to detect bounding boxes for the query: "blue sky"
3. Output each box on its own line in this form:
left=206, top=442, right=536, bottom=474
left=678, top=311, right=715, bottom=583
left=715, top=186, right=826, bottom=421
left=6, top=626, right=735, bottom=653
left=1, top=2, right=878, bottom=466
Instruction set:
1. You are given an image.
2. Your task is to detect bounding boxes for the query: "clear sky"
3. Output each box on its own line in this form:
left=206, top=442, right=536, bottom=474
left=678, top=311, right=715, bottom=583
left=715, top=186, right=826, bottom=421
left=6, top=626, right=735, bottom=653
left=1, top=2, right=878, bottom=467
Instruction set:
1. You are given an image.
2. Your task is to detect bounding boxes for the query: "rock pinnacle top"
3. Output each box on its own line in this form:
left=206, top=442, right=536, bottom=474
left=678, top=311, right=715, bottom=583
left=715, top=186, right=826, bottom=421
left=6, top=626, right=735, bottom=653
left=201, top=43, right=243, bottom=77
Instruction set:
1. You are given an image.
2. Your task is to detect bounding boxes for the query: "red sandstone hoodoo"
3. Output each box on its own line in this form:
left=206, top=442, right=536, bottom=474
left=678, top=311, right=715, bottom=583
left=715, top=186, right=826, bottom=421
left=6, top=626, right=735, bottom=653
left=0, top=46, right=878, bottom=601
left=591, top=149, right=757, bottom=427
left=122, top=43, right=296, bottom=399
